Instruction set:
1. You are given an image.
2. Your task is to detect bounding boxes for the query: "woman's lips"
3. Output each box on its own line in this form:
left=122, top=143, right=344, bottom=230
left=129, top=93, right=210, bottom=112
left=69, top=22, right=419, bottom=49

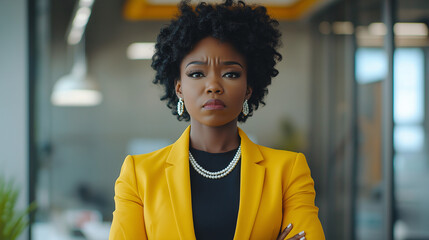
left=203, top=99, right=225, bottom=110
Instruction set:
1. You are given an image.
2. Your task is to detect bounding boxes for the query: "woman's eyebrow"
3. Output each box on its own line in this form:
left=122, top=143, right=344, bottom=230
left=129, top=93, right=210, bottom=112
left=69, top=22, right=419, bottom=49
left=222, top=61, right=243, bottom=68
left=186, top=61, right=206, bottom=68
left=185, top=61, right=243, bottom=68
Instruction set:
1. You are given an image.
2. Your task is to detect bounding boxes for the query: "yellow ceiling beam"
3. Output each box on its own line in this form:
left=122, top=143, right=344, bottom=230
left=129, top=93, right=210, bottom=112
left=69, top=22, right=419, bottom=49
left=123, top=0, right=320, bottom=21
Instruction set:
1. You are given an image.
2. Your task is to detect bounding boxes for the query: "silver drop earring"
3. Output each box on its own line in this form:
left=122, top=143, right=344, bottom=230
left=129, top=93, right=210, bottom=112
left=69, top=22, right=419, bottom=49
left=177, top=97, right=184, bottom=116
left=242, top=99, right=249, bottom=116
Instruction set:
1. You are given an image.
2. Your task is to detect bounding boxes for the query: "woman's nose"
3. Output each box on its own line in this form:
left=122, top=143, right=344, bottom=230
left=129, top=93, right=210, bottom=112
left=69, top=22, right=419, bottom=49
left=206, top=75, right=224, bottom=94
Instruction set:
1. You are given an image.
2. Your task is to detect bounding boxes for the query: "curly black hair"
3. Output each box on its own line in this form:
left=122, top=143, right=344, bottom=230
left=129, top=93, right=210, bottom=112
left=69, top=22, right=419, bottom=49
left=151, top=0, right=282, bottom=122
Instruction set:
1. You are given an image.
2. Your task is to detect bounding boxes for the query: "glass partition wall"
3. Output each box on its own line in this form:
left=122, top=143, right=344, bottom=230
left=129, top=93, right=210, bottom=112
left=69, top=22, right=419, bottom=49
left=393, top=1, right=429, bottom=239
left=309, top=1, right=363, bottom=238
left=310, top=0, right=429, bottom=239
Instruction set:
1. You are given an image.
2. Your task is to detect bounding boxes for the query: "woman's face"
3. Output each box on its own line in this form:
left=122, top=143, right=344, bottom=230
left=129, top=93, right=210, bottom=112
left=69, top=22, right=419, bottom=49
left=176, top=37, right=252, bottom=127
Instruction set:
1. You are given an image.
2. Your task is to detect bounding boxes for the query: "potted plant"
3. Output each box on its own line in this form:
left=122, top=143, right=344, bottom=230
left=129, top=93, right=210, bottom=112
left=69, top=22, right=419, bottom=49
left=0, top=176, right=36, bottom=240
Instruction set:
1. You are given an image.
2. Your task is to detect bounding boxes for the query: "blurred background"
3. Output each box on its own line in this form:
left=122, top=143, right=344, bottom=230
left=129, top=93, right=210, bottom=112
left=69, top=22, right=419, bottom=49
left=1, top=0, right=429, bottom=239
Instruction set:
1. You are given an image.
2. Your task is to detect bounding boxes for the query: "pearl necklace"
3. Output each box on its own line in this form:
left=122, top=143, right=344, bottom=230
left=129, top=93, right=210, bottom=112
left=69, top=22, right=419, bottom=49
left=189, top=145, right=241, bottom=179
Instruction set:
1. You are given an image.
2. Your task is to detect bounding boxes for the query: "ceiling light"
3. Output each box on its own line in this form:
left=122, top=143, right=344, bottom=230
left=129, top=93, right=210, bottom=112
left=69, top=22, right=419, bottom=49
left=394, top=23, right=428, bottom=37
left=72, top=7, right=92, bottom=29
left=52, top=87, right=102, bottom=107
left=127, top=42, right=156, bottom=60
left=51, top=62, right=102, bottom=107
left=67, top=6, right=92, bottom=45
left=366, top=22, right=428, bottom=37
left=66, top=0, right=94, bottom=45
left=332, top=21, right=354, bottom=35
left=368, top=22, right=387, bottom=36
left=79, top=0, right=94, bottom=7
left=68, top=28, right=85, bottom=45
left=52, top=38, right=102, bottom=107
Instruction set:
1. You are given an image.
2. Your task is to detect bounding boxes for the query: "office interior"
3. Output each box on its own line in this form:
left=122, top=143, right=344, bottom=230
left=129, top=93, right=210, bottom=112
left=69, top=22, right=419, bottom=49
left=1, top=0, right=429, bottom=239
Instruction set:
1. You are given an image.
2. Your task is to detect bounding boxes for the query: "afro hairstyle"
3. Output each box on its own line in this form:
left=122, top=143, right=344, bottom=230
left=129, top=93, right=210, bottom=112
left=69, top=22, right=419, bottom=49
left=151, top=0, right=282, bottom=122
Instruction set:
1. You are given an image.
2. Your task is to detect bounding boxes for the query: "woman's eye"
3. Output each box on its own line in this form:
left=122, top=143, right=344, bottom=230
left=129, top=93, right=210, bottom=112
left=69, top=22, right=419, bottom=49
left=223, top=72, right=241, bottom=78
left=188, top=72, right=204, bottom=78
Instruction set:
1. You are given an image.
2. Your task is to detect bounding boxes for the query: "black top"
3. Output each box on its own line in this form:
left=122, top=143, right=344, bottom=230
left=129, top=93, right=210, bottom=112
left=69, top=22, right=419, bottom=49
left=189, top=147, right=241, bottom=240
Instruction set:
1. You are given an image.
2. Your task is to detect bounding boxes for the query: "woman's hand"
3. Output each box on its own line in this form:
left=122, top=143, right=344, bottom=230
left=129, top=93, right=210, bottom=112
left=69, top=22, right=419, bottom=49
left=276, top=223, right=306, bottom=240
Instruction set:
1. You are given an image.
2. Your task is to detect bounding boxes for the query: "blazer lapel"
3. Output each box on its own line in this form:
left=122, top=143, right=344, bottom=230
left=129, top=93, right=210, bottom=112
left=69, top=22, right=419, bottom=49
left=165, top=126, right=196, bottom=240
left=164, top=126, right=265, bottom=240
left=234, top=128, right=266, bottom=240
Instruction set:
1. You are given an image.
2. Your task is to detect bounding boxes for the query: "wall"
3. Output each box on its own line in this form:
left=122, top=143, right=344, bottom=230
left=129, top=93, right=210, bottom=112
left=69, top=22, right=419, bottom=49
left=0, top=0, right=29, bottom=239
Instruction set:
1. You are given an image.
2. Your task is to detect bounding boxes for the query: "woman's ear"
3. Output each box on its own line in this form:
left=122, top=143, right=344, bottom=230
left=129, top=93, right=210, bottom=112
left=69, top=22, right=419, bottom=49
left=175, top=79, right=183, bottom=99
left=245, top=86, right=252, bottom=100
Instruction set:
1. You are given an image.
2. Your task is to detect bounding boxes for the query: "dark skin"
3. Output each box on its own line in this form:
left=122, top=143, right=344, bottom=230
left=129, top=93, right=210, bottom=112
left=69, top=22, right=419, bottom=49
left=176, top=37, right=248, bottom=153
left=176, top=37, right=306, bottom=240
left=277, top=224, right=307, bottom=240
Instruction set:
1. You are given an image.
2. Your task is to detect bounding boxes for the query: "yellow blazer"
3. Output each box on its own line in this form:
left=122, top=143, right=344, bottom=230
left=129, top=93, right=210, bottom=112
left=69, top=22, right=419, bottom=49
left=110, top=126, right=325, bottom=240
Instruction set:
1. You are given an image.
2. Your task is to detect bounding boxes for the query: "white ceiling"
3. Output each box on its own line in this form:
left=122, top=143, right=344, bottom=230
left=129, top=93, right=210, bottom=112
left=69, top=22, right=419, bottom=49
left=147, top=0, right=301, bottom=6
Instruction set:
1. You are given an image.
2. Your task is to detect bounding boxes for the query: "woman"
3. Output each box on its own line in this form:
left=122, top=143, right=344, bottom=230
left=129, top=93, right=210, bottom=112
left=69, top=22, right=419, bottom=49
left=110, top=1, right=325, bottom=239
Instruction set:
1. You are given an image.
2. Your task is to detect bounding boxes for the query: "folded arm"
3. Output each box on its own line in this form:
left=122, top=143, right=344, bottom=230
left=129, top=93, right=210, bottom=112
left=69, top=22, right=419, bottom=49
left=281, top=153, right=325, bottom=240
left=110, top=155, right=148, bottom=240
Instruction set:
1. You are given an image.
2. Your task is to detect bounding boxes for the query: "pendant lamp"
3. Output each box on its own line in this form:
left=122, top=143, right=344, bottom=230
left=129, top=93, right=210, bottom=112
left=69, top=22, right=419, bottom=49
left=51, top=0, right=101, bottom=107
left=51, top=37, right=102, bottom=107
